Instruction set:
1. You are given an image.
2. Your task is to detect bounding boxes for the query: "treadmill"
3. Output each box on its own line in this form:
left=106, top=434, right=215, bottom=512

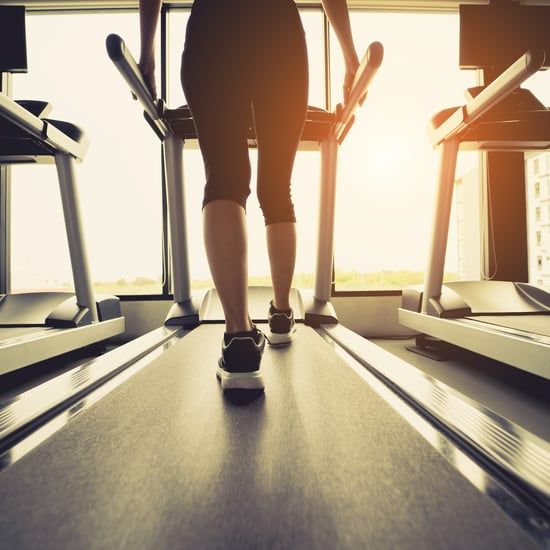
left=400, top=3, right=550, bottom=380
left=0, top=25, right=548, bottom=550
left=0, top=7, right=124, bottom=375
left=106, top=33, right=384, bottom=327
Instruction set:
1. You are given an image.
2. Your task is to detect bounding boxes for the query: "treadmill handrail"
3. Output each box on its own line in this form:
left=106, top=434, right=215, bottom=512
left=465, top=50, right=545, bottom=122
left=0, top=92, right=88, bottom=160
left=106, top=33, right=170, bottom=139
left=0, top=91, right=44, bottom=137
left=334, top=41, right=384, bottom=144
left=431, top=49, right=546, bottom=145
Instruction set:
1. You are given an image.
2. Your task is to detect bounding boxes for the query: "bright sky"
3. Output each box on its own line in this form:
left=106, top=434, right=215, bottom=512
left=10, top=8, right=550, bottom=291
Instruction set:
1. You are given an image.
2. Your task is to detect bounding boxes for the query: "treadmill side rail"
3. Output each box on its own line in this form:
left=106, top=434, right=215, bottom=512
left=515, top=282, right=550, bottom=311
left=399, top=308, right=550, bottom=380
left=0, top=317, right=125, bottom=376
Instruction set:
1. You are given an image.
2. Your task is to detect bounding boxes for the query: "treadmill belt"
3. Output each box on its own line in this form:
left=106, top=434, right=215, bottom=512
left=468, top=314, right=550, bottom=338
left=0, top=325, right=537, bottom=549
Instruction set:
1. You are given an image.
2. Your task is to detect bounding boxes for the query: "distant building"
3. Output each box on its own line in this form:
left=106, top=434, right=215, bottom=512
left=525, top=152, right=550, bottom=287
left=454, top=154, right=550, bottom=287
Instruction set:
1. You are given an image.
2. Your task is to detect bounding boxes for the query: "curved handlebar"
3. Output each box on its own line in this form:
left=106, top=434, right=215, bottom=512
left=106, top=33, right=383, bottom=146
left=334, top=41, right=384, bottom=143
left=0, top=91, right=45, bottom=138
left=432, top=49, right=546, bottom=144
left=464, top=49, right=545, bottom=123
left=106, top=33, right=170, bottom=138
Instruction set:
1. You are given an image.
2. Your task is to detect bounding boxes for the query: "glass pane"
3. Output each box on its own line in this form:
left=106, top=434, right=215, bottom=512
left=330, top=11, right=478, bottom=291
left=523, top=70, right=550, bottom=287
left=11, top=12, right=163, bottom=295
left=167, top=9, right=324, bottom=290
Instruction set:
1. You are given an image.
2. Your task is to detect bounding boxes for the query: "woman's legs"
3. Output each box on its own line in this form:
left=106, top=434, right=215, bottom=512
left=183, top=0, right=306, bottom=349
left=203, top=199, right=253, bottom=334
left=251, top=2, right=308, bottom=314
left=266, top=222, right=296, bottom=311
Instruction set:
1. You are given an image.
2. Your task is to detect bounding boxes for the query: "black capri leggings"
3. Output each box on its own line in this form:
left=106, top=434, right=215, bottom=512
left=181, top=0, right=309, bottom=225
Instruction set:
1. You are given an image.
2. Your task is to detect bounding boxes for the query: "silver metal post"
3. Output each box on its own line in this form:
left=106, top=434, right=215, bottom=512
left=314, top=134, right=338, bottom=302
left=1, top=72, right=12, bottom=295
left=421, top=139, right=459, bottom=314
left=164, top=134, right=191, bottom=303
left=54, top=153, right=99, bottom=322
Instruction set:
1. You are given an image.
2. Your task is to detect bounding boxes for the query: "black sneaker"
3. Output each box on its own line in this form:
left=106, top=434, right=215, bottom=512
left=216, top=326, right=265, bottom=390
left=266, top=301, right=297, bottom=346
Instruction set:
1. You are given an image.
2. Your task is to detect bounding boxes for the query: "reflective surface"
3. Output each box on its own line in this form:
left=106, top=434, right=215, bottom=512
left=319, top=325, right=550, bottom=546
left=0, top=327, right=184, bottom=468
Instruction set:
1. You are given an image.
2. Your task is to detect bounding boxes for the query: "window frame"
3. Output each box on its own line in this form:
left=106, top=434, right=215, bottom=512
left=7, top=3, right=483, bottom=300
left=331, top=5, right=466, bottom=298
left=7, top=6, right=169, bottom=300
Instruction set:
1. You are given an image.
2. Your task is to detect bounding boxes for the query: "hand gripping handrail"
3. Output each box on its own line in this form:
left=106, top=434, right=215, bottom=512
left=106, top=33, right=170, bottom=139
left=334, top=41, right=384, bottom=144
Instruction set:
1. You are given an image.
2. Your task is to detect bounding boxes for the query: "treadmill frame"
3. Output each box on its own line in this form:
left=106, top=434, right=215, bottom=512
left=399, top=50, right=550, bottom=379
left=106, top=33, right=383, bottom=327
left=0, top=90, right=125, bottom=375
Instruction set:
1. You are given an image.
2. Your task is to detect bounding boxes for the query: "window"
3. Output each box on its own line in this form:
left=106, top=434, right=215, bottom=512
left=331, top=10, right=477, bottom=291
left=537, top=256, right=542, bottom=270
left=11, top=12, right=163, bottom=295
left=167, top=8, right=325, bottom=291
left=525, top=71, right=550, bottom=285
left=536, top=207, right=541, bottom=222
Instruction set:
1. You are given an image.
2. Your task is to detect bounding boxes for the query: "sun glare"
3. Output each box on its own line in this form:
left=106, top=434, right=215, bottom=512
left=369, top=137, right=413, bottom=175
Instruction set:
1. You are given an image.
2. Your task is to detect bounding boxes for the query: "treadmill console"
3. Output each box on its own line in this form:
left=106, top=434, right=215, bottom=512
left=460, top=1, right=550, bottom=73
left=0, top=6, right=28, bottom=74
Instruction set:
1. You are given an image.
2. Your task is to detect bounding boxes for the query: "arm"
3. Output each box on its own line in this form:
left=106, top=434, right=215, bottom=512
left=138, top=0, right=162, bottom=98
left=320, top=0, right=359, bottom=102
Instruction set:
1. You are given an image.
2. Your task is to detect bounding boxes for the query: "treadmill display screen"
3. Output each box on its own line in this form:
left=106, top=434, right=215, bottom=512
left=460, top=4, right=550, bottom=71
left=0, top=6, right=28, bottom=74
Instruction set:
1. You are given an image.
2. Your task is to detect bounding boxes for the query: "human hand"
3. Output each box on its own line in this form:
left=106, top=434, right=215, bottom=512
left=343, top=56, right=359, bottom=105
left=137, top=56, right=157, bottom=100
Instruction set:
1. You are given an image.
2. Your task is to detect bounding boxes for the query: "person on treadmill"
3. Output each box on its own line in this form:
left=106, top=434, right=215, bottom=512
left=139, top=0, right=359, bottom=391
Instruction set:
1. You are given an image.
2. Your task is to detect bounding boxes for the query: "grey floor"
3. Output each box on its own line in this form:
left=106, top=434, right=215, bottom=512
left=374, top=336, right=550, bottom=441
left=0, top=325, right=539, bottom=549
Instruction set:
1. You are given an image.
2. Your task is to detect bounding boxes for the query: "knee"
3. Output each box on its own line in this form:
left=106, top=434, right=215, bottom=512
left=203, top=181, right=249, bottom=211
left=257, top=184, right=296, bottom=225
left=203, top=164, right=251, bottom=211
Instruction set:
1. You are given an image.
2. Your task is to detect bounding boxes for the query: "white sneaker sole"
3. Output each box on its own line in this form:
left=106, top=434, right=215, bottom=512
left=266, top=325, right=297, bottom=346
left=216, top=365, right=265, bottom=390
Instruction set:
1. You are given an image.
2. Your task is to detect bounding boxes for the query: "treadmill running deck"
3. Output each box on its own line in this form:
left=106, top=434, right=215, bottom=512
left=0, top=325, right=538, bottom=549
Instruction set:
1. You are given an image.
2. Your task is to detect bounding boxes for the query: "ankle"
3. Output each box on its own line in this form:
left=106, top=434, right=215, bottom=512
left=272, top=300, right=291, bottom=312
left=225, top=320, right=254, bottom=334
